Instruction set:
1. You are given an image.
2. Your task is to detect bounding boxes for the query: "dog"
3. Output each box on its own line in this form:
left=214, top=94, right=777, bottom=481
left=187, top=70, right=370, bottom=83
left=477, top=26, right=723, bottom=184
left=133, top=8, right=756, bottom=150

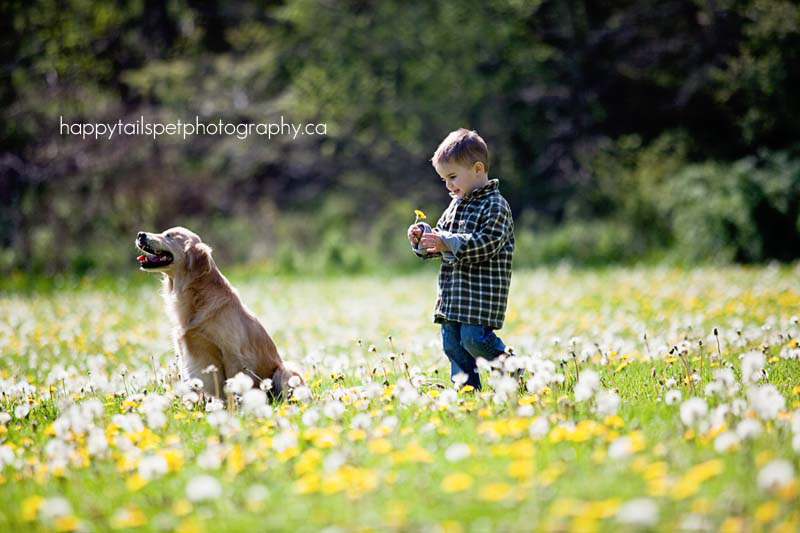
left=135, top=226, right=302, bottom=399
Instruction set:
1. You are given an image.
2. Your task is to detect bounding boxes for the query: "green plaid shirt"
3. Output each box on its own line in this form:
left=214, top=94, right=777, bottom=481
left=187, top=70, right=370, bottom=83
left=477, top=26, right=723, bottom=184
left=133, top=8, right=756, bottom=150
left=413, top=179, right=514, bottom=330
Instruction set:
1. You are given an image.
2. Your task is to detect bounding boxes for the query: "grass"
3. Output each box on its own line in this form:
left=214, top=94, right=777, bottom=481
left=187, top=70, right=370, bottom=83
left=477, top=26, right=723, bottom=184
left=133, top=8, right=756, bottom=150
left=1, top=265, right=799, bottom=531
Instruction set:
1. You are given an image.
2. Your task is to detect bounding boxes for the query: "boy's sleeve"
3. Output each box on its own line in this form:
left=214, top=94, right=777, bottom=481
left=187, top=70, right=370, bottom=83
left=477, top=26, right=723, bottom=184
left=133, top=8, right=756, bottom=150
left=442, top=199, right=513, bottom=264
left=411, top=222, right=441, bottom=259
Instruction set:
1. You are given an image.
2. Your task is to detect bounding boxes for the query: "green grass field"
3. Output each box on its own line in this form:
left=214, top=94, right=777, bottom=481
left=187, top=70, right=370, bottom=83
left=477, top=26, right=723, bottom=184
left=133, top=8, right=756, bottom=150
left=1, top=266, right=799, bottom=531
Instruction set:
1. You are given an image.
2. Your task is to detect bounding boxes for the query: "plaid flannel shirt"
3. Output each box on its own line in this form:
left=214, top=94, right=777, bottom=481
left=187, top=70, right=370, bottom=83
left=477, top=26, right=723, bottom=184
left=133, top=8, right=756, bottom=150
left=413, top=179, right=514, bottom=330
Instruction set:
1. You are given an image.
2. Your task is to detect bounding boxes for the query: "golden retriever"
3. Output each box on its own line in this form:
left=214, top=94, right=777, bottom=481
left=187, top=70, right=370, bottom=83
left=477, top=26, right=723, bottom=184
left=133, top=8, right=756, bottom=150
left=135, top=226, right=302, bottom=399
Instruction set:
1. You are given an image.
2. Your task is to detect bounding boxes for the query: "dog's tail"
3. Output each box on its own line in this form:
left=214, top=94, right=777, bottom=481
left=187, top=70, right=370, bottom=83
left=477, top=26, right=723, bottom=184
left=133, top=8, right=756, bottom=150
left=270, top=363, right=304, bottom=400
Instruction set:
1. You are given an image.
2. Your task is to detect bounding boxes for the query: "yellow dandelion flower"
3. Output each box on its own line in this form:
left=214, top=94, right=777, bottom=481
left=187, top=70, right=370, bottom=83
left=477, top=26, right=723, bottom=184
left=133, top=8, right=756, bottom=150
left=414, top=210, right=427, bottom=223
left=160, top=448, right=184, bottom=472
left=294, top=473, right=320, bottom=495
left=479, top=483, right=512, bottom=501
left=348, top=429, right=367, bottom=441
left=438, top=520, right=463, bottom=533
left=126, top=474, right=148, bottom=491
left=368, top=438, right=392, bottom=454
left=176, top=517, right=204, bottom=533
left=226, top=445, right=246, bottom=476
left=441, top=472, right=474, bottom=492
left=755, top=501, right=780, bottom=524
left=54, top=515, right=80, bottom=532
left=584, top=498, right=620, bottom=519
left=508, top=460, right=534, bottom=479
left=111, top=507, right=147, bottom=529
left=172, top=500, right=193, bottom=517
left=570, top=515, right=598, bottom=533
left=22, top=495, right=43, bottom=521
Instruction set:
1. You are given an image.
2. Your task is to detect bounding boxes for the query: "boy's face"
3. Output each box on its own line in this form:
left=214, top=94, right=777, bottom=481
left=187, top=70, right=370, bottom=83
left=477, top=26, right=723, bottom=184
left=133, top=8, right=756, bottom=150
left=434, top=160, right=488, bottom=200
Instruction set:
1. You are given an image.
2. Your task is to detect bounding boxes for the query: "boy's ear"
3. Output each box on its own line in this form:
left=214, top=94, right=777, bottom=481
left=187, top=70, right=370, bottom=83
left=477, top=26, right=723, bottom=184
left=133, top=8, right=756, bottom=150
left=473, top=161, right=485, bottom=174
left=185, top=242, right=213, bottom=276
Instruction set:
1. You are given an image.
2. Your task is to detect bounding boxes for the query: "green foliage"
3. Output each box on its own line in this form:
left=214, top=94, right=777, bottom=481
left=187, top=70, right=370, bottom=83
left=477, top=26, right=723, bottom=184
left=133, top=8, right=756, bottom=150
left=2, top=0, right=800, bottom=274
left=667, top=151, right=800, bottom=262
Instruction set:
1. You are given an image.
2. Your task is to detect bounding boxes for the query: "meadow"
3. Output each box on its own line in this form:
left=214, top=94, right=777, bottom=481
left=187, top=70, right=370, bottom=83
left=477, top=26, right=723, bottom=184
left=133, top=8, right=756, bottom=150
left=1, top=266, right=799, bottom=532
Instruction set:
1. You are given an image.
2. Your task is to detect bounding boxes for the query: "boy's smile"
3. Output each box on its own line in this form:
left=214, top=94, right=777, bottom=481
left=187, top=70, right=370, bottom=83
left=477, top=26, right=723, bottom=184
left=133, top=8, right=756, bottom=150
left=434, top=161, right=489, bottom=200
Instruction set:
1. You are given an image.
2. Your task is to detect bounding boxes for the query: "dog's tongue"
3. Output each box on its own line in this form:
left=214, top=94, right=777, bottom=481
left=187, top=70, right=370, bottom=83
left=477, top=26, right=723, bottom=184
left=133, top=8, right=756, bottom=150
left=137, top=255, right=146, bottom=263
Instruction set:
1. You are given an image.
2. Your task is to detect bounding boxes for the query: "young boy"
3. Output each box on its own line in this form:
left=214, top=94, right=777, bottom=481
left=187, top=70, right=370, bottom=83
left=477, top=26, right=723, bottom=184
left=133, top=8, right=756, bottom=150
left=408, top=128, right=514, bottom=391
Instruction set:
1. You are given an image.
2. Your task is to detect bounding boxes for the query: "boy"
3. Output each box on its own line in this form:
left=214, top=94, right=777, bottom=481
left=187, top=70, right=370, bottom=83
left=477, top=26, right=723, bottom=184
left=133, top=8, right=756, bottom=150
left=408, top=128, right=514, bottom=391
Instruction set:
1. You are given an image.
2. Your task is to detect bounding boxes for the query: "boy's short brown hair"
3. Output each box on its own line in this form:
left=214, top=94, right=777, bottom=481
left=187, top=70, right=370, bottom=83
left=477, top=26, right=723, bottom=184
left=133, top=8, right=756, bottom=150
left=431, top=128, right=490, bottom=172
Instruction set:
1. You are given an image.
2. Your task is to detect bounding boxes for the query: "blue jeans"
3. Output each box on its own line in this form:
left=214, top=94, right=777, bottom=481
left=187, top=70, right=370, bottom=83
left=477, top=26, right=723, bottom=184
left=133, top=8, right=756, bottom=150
left=441, top=320, right=506, bottom=391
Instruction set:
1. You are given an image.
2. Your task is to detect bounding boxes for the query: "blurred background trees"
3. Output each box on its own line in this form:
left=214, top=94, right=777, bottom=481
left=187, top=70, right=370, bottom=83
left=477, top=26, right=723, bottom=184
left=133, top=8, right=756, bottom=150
left=1, top=0, right=798, bottom=276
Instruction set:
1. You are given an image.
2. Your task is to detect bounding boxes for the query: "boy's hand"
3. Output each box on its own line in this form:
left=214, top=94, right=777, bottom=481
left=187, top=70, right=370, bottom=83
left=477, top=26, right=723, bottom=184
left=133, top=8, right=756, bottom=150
left=408, top=224, right=423, bottom=245
left=419, top=231, right=448, bottom=253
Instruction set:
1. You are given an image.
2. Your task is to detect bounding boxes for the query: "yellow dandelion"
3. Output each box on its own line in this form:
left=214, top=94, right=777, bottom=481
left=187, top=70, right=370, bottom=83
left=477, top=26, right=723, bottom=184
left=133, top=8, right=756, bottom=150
left=226, top=445, right=246, bottom=476
left=110, top=507, right=147, bottom=529
left=176, top=517, right=204, bottom=533
left=368, top=438, right=392, bottom=454
left=508, top=459, right=534, bottom=479
left=441, top=472, right=474, bottom=492
left=414, top=210, right=427, bottom=223
left=479, top=482, right=512, bottom=501
left=160, top=448, right=184, bottom=472
left=172, top=500, right=193, bottom=517
left=54, top=515, right=80, bottom=532
left=294, top=473, right=320, bottom=495
left=22, top=495, right=43, bottom=521
left=126, top=473, right=148, bottom=491
left=755, top=501, right=780, bottom=524
left=438, top=520, right=464, bottom=533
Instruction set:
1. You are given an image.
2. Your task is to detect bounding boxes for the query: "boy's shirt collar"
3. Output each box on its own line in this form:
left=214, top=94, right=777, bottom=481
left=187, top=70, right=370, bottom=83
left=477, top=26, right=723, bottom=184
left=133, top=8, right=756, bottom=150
left=456, top=178, right=499, bottom=203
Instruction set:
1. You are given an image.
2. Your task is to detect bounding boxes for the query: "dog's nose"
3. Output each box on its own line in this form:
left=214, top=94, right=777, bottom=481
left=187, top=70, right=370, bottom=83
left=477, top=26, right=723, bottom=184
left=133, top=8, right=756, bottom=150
left=137, top=232, right=146, bottom=240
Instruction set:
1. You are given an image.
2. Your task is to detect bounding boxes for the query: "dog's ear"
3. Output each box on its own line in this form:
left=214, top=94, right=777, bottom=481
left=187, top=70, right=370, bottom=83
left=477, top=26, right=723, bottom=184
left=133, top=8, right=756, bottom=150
left=185, top=242, right=213, bottom=276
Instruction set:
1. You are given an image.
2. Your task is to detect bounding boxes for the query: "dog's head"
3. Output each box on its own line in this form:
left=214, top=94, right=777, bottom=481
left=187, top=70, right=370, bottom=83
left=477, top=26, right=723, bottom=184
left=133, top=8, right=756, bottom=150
left=135, top=227, right=213, bottom=277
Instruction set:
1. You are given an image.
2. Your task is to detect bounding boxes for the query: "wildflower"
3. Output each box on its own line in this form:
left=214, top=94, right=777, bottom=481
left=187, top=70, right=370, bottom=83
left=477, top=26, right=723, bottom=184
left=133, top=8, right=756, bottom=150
left=741, top=351, right=765, bottom=383
left=259, top=378, right=273, bottom=392
left=735, top=419, right=761, bottom=440
left=244, top=484, right=270, bottom=511
left=292, top=385, right=312, bottom=402
left=747, top=385, right=785, bottom=420
left=595, top=389, right=620, bottom=416
left=110, top=507, right=147, bottom=529
left=574, top=369, right=600, bottom=402
left=679, top=398, right=708, bottom=427
left=14, top=403, right=31, bottom=419
left=529, top=417, right=549, bottom=439
left=712, top=431, right=739, bottom=452
left=441, top=472, right=473, bottom=492
left=615, top=498, right=658, bottom=527
left=225, top=372, right=254, bottom=396
left=478, top=483, right=512, bottom=501
left=241, top=389, right=268, bottom=415
left=39, top=497, right=73, bottom=523
left=414, top=210, right=427, bottom=223
left=138, top=454, right=169, bottom=480
left=757, top=460, right=795, bottom=492
left=272, top=430, right=298, bottom=452
left=186, top=475, right=222, bottom=502
left=665, top=389, right=682, bottom=405
left=444, top=443, right=471, bottom=462
left=205, top=397, right=224, bottom=412
left=322, top=400, right=345, bottom=420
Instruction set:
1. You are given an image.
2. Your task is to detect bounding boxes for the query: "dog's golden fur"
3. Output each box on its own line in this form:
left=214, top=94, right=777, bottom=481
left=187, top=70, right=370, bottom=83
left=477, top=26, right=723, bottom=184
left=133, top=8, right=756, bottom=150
left=136, top=226, right=301, bottom=398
